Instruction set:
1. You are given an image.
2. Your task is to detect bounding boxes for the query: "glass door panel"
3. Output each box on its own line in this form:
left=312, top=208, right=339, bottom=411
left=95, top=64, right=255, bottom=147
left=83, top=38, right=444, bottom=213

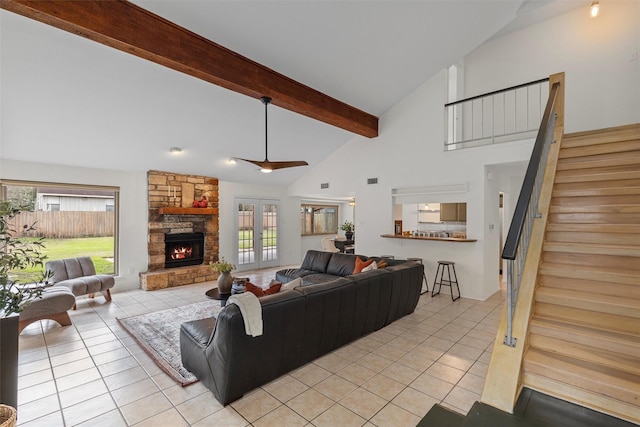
left=236, top=198, right=279, bottom=270
left=237, top=201, right=256, bottom=267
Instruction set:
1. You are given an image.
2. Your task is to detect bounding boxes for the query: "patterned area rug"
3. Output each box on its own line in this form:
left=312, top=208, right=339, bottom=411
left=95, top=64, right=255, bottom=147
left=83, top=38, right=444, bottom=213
left=118, top=300, right=223, bottom=386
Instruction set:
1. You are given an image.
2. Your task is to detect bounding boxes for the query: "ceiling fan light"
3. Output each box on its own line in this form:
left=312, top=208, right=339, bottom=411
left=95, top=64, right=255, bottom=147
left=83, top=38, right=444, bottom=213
left=260, top=167, right=273, bottom=173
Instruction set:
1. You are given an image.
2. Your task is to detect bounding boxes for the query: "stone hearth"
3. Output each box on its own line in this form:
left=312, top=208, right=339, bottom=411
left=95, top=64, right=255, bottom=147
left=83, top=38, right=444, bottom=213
left=139, top=170, right=220, bottom=290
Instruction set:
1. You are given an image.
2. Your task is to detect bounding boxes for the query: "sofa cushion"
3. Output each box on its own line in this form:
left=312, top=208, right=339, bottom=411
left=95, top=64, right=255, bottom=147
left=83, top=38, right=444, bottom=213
left=181, top=317, right=216, bottom=347
left=275, top=268, right=315, bottom=283
left=300, top=250, right=333, bottom=273
left=63, top=258, right=84, bottom=279
left=78, top=257, right=97, bottom=275
left=96, top=274, right=116, bottom=290
left=55, top=278, right=89, bottom=296
left=46, top=259, right=69, bottom=282
left=326, top=252, right=359, bottom=276
left=81, top=276, right=103, bottom=294
left=301, top=273, right=342, bottom=285
left=19, top=287, right=76, bottom=321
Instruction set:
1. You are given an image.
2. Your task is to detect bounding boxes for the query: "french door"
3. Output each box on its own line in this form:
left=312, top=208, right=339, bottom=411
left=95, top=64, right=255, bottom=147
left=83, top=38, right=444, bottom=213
left=236, top=198, right=280, bottom=270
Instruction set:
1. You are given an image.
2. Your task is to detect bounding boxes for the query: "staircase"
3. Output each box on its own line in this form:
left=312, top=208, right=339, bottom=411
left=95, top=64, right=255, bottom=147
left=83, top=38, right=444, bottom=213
left=522, top=123, right=640, bottom=424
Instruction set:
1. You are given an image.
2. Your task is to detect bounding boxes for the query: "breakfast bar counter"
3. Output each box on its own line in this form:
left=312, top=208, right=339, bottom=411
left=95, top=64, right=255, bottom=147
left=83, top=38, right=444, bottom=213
left=380, top=234, right=477, bottom=243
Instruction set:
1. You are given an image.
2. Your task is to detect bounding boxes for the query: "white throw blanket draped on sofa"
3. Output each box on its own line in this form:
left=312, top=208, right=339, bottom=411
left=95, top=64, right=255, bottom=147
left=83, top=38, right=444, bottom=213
left=227, top=292, right=263, bottom=337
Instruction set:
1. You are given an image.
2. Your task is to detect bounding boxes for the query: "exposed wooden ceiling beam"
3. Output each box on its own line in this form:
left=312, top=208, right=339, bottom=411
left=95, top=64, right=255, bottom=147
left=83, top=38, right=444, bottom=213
left=1, top=0, right=379, bottom=137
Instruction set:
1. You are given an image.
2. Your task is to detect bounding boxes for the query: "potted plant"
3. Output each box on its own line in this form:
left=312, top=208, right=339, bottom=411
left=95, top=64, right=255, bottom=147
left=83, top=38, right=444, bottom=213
left=210, top=257, right=235, bottom=295
left=0, top=201, right=51, bottom=409
left=339, top=221, right=355, bottom=240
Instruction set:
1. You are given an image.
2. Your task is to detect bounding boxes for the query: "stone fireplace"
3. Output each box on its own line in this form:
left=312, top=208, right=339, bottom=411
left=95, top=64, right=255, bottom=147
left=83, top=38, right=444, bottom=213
left=139, top=170, right=220, bottom=290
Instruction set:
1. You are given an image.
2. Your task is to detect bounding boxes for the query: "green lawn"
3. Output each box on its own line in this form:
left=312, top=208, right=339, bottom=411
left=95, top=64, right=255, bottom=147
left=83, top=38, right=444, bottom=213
left=238, top=229, right=277, bottom=249
left=10, top=237, right=114, bottom=283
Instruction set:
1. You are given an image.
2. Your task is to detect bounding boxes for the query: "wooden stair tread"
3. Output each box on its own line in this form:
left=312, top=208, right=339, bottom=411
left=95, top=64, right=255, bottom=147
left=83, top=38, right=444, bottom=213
left=538, top=263, right=640, bottom=286
left=550, top=195, right=640, bottom=207
left=554, top=178, right=640, bottom=191
left=561, top=134, right=640, bottom=149
left=555, top=165, right=640, bottom=183
left=546, top=223, right=640, bottom=234
left=523, top=372, right=640, bottom=424
left=562, top=124, right=640, bottom=147
left=558, top=149, right=640, bottom=168
left=529, top=335, right=640, bottom=376
left=538, top=273, right=640, bottom=299
left=548, top=212, right=640, bottom=224
left=546, top=231, right=640, bottom=246
left=535, top=285, right=640, bottom=317
left=529, top=317, right=640, bottom=359
left=542, top=242, right=640, bottom=257
left=535, top=302, right=639, bottom=335
left=559, top=139, right=640, bottom=158
left=549, top=204, right=640, bottom=214
left=552, top=186, right=640, bottom=197
left=541, top=252, right=640, bottom=273
left=524, top=348, right=640, bottom=406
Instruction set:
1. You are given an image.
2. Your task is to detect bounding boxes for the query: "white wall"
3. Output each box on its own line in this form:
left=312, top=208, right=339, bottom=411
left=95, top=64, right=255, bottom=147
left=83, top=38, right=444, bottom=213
left=288, top=0, right=639, bottom=300
left=464, top=0, right=640, bottom=133
left=0, top=159, right=148, bottom=291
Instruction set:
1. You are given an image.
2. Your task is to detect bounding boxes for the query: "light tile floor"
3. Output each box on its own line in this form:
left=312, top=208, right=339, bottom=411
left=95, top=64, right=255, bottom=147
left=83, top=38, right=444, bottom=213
left=16, top=266, right=505, bottom=426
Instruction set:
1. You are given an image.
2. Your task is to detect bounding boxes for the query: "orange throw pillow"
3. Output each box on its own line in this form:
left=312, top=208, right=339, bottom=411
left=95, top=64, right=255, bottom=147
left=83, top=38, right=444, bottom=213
left=353, top=256, right=375, bottom=274
left=245, top=281, right=282, bottom=297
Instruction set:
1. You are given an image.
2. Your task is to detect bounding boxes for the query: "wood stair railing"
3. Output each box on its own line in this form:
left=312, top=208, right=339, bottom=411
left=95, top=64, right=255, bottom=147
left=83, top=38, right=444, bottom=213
left=521, top=123, right=640, bottom=424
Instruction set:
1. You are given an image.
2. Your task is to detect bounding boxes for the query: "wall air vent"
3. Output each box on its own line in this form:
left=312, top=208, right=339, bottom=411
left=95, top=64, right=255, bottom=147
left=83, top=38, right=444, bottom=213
left=320, top=183, right=329, bottom=189
left=367, top=178, right=378, bottom=185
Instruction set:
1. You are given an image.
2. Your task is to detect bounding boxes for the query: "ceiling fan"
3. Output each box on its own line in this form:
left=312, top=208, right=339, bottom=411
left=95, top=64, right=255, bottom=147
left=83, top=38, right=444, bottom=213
left=236, top=96, right=309, bottom=173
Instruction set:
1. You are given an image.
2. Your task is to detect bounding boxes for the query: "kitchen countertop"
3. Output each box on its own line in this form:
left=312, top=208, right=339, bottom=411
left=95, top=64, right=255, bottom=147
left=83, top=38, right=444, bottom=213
left=380, top=234, right=477, bottom=243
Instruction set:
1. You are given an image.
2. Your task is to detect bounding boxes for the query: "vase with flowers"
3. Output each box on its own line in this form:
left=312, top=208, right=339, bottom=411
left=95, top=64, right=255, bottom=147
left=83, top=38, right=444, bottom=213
left=339, top=221, right=355, bottom=240
left=210, top=257, right=235, bottom=295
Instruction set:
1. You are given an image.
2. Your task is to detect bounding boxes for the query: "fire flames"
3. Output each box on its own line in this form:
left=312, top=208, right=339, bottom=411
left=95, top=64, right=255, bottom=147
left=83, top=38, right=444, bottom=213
left=171, top=246, right=193, bottom=260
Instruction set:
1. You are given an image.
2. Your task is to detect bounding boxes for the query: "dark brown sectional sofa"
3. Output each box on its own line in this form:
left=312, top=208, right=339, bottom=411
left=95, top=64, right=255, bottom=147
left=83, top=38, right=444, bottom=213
left=179, top=250, right=423, bottom=405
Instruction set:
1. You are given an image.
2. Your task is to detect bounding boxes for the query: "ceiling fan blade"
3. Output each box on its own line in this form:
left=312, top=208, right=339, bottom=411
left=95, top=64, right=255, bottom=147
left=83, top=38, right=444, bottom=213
left=265, top=160, right=309, bottom=170
left=235, top=158, right=308, bottom=170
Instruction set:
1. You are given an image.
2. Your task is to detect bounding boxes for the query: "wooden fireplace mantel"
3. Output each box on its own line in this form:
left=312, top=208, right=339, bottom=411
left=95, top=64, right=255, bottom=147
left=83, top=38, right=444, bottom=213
left=158, top=207, right=219, bottom=215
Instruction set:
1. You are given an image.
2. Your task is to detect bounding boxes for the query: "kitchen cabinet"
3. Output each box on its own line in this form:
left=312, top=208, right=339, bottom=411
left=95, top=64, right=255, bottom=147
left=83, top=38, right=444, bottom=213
left=440, top=203, right=466, bottom=222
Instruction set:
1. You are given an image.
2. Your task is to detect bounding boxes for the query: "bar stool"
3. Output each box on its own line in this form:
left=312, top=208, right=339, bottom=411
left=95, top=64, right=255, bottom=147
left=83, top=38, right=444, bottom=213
left=407, top=257, right=429, bottom=295
left=432, top=260, right=460, bottom=301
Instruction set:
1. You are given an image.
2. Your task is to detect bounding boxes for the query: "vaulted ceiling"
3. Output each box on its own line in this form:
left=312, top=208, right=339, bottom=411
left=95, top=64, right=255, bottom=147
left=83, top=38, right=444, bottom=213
left=0, top=1, right=587, bottom=186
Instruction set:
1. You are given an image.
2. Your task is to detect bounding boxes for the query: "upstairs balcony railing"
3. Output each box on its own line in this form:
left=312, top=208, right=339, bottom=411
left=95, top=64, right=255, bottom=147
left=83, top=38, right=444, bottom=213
left=444, top=78, right=549, bottom=150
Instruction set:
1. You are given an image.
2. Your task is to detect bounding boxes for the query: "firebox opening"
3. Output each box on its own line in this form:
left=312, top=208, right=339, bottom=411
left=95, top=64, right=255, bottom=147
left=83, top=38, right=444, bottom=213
left=165, top=232, right=204, bottom=268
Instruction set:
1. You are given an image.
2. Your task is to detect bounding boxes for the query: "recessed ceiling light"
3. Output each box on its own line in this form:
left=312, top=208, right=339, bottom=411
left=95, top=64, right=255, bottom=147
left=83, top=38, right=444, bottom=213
left=590, top=1, right=599, bottom=17
left=169, top=147, right=183, bottom=154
